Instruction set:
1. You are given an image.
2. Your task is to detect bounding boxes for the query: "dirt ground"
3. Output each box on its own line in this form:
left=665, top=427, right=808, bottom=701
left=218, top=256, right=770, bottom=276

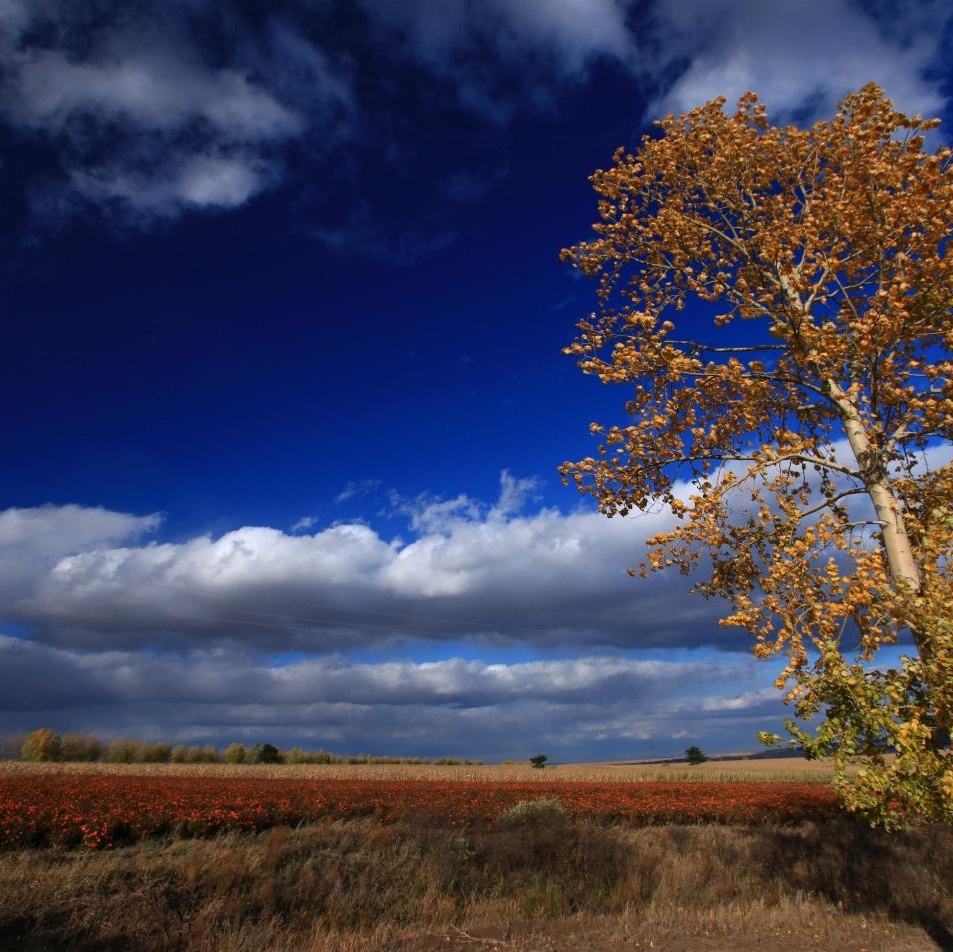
left=325, top=913, right=945, bottom=952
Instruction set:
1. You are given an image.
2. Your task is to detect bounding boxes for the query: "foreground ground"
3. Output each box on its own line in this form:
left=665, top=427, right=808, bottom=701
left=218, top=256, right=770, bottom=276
left=1, top=761, right=950, bottom=951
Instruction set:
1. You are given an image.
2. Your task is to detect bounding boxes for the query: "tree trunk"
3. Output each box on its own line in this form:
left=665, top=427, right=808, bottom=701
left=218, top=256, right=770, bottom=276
left=825, top=377, right=922, bottom=594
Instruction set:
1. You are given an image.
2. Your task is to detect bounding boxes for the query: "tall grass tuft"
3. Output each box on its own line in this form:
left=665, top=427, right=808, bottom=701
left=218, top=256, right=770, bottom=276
left=1, top=815, right=951, bottom=950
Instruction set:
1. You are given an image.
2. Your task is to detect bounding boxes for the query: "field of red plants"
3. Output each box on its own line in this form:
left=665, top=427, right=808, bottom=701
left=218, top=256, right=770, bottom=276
left=0, top=774, right=841, bottom=849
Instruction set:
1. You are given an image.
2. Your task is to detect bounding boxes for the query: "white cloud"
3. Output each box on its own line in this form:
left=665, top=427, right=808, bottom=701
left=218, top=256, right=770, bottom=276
left=500, top=0, right=633, bottom=72
left=0, top=505, right=161, bottom=654
left=335, top=479, right=382, bottom=503
left=5, top=466, right=867, bottom=757
left=354, top=0, right=951, bottom=127
left=0, top=2, right=351, bottom=224
left=6, top=447, right=947, bottom=657
left=702, top=687, right=779, bottom=712
left=647, top=0, right=950, bottom=121
left=0, top=488, right=733, bottom=654
left=493, top=469, right=542, bottom=518
left=9, top=50, right=300, bottom=139
left=0, top=504, right=161, bottom=558
left=68, top=153, right=272, bottom=216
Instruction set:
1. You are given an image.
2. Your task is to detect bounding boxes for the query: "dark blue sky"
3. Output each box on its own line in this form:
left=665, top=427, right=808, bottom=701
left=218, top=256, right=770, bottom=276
left=1, top=0, right=951, bottom=761
left=2, top=54, right=638, bottom=532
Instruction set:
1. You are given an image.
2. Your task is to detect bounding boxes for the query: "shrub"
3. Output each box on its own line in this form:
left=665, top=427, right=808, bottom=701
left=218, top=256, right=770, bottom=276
left=496, top=798, right=568, bottom=830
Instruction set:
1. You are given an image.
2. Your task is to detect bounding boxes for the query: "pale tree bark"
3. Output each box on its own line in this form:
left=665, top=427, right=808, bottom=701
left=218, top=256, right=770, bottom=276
left=778, top=274, right=922, bottom=595
left=825, top=376, right=922, bottom=594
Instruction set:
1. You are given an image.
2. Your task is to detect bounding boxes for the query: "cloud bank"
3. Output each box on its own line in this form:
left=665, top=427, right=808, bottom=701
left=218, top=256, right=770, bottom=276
left=0, top=481, right=782, bottom=759
left=0, top=634, right=779, bottom=760
left=2, top=481, right=733, bottom=654
left=2, top=0, right=948, bottom=230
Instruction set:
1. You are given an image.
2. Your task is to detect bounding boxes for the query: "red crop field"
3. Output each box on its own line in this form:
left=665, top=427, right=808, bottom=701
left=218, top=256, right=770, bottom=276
left=0, top=773, right=841, bottom=849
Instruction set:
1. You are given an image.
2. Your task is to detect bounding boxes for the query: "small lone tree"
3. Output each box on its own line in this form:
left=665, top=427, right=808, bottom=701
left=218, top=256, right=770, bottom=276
left=685, top=746, right=708, bottom=766
left=529, top=753, right=548, bottom=769
left=561, top=85, right=953, bottom=826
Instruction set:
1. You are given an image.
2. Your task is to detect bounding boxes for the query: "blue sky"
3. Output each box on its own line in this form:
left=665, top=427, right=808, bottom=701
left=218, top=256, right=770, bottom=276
left=1, top=0, right=951, bottom=761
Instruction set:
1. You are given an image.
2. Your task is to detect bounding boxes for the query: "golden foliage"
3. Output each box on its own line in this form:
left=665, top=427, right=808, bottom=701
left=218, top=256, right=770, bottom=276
left=561, top=84, right=953, bottom=826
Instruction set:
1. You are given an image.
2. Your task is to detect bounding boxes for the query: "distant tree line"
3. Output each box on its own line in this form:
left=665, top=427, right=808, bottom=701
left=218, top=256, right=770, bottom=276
left=2, top=728, right=482, bottom=766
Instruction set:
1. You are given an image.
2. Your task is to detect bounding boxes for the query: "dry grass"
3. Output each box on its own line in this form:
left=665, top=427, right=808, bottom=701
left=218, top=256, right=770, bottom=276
left=2, top=804, right=951, bottom=951
left=0, top=755, right=836, bottom=784
left=3, top=758, right=939, bottom=950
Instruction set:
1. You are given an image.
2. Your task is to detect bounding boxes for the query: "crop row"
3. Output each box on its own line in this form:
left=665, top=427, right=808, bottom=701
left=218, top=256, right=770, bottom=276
left=0, top=775, right=841, bottom=849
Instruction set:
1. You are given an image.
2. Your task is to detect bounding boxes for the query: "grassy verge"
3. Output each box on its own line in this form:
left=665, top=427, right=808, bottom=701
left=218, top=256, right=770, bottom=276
left=2, top=811, right=951, bottom=951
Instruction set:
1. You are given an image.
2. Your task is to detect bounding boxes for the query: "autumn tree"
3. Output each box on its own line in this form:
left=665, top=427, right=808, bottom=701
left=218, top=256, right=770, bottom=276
left=560, top=85, right=953, bottom=826
left=21, top=728, right=62, bottom=762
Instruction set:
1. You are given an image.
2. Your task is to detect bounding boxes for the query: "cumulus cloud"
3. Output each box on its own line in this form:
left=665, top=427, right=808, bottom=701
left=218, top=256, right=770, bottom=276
left=0, top=504, right=161, bottom=559
left=0, top=504, right=161, bottom=611
left=1, top=495, right=731, bottom=653
left=11, top=464, right=890, bottom=756
left=0, top=0, right=638, bottom=229
left=647, top=0, right=950, bottom=121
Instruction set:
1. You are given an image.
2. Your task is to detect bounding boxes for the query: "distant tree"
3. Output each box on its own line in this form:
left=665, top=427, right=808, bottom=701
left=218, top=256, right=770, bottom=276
left=21, top=728, right=61, bottom=762
left=106, top=738, right=142, bottom=764
left=188, top=745, right=220, bottom=764
left=685, top=746, right=708, bottom=766
left=529, top=754, right=548, bottom=769
left=251, top=743, right=283, bottom=765
left=169, top=743, right=218, bottom=764
left=223, top=742, right=248, bottom=765
left=138, top=741, right=172, bottom=764
left=560, top=84, right=953, bottom=827
left=60, top=732, right=103, bottom=762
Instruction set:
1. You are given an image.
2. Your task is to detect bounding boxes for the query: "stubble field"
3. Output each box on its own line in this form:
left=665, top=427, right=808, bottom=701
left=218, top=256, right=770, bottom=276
left=1, top=759, right=950, bottom=951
